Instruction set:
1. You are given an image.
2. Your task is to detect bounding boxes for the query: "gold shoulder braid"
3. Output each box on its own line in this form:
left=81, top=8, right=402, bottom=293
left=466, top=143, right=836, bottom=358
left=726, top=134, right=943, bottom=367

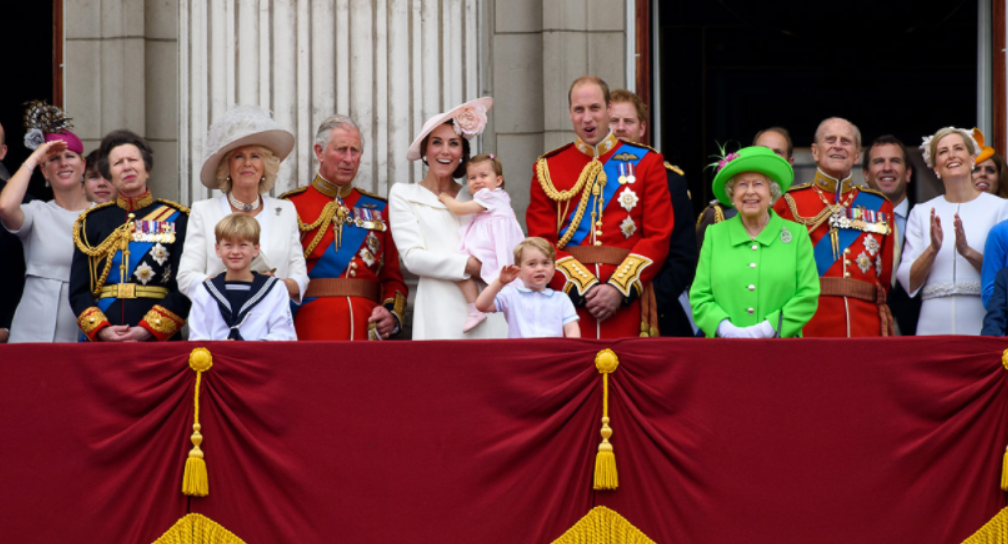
left=73, top=210, right=136, bottom=297
left=297, top=202, right=350, bottom=259
left=279, top=186, right=308, bottom=199
left=784, top=193, right=833, bottom=232
left=535, top=157, right=606, bottom=249
left=157, top=198, right=190, bottom=214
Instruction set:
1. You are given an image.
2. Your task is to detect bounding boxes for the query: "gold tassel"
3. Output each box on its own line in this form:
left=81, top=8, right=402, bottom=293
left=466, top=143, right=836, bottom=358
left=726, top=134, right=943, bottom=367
left=593, top=349, right=620, bottom=490
left=1001, top=446, right=1008, bottom=492
left=183, top=348, right=213, bottom=497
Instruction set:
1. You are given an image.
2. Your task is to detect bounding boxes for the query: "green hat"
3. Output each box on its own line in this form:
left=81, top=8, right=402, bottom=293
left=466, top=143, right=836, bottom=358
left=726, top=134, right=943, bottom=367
left=711, top=146, right=794, bottom=207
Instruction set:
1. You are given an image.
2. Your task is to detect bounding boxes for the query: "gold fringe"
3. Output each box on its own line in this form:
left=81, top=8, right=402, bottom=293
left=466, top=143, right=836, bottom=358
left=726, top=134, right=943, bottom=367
left=960, top=507, right=1008, bottom=544
left=183, top=348, right=213, bottom=497
left=550, top=506, right=656, bottom=544
left=151, top=513, right=246, bottom=544
left=1002, top=446, right=1008, bottom=493
left=593, top=349, right=620, bottom=490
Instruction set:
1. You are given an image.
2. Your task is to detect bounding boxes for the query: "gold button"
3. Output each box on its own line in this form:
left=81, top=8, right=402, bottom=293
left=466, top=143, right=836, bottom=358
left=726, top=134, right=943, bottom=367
left=844, top=260, right=851, bottom=266
left=748, top=284, right=755, bottom=291
left=351, top=262, right=358, bottom=269
left=844, top=272, right=851, bottom=278
left=747, top=308, right=754, bottom=314
left=88, top=317, right=96, bottom=324
left=594, top=241, right=602, bottom=246
left=844, top=248, right=851, bottom=255
left=750, top=263, right=756, bottom=269
left=595, top=230, right=603, bottom=236
left=155, top=318, right=162, bottom=326
left=618, top=273, right=625, bottom=278
left=595, top=221, right=602, bottom=227
left=350, top=270, right=357, bottom=277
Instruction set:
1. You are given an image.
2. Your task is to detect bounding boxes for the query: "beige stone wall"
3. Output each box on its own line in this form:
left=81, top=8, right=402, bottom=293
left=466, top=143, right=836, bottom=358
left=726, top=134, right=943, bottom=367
left=483, top=0, right=626, bottom=230
left=65, top=0, right=178, bottom=200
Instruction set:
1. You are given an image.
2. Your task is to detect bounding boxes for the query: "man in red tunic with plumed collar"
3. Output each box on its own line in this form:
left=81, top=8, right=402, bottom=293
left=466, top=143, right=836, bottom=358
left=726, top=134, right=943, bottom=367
left=525, top=76, right=674, bottom=338
left=282, top=115, right=407, bottom=340
left=772, top=117, right=895, bottom=336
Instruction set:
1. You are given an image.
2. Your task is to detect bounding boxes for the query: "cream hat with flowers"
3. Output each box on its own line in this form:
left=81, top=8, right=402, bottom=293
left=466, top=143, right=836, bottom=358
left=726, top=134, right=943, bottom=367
left=200, top=105, right=295, bottom=189
left=406, top=97, right=493, bottom=162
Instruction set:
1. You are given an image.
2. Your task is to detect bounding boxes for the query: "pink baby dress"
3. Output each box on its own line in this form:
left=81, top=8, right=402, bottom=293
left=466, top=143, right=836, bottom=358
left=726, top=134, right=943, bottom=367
left=458, top=188, right=526, bottom=284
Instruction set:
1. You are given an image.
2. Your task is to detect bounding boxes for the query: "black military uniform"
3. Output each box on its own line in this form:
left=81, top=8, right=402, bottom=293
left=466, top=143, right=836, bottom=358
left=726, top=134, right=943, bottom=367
left=69, top=190, right=190, bottom=341
left=651, top=162, right=699, bottom=337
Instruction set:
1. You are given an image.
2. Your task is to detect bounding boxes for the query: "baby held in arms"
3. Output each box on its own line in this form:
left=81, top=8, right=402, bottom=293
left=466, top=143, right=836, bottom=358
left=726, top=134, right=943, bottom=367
left=476, top=237, right=580, bottom=338
left=438, top=153, right=526, bottom=332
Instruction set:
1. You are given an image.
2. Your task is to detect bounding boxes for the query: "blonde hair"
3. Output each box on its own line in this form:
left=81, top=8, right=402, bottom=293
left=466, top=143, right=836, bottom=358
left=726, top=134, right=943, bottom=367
left=215, top=145, right=282, bottom=194
left=215, top=213, right=261, bottom=244
left=513, top=236, right=555, bottom=264
left=467, top=153, right=505, bottom=188
left=925, top=127, right=979, bottom=168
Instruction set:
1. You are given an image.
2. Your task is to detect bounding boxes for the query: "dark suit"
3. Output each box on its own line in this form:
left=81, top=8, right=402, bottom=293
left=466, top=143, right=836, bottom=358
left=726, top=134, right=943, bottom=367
left=653, top=165, right=698, bottom=337
left=888, top=197, right=922, bottom=336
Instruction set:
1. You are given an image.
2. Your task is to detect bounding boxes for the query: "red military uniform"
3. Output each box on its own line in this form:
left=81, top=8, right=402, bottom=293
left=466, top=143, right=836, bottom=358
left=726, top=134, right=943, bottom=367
left=773, top=170, right=895, bottom=336
left=526, top=132, right=674, bottom=338
left=283, top=174, right=408, bottom=340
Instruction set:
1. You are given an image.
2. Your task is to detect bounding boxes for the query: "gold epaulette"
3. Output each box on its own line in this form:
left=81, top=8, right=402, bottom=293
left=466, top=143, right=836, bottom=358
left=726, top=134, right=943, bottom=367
left=664, top=162, right=684, bottom=176
left=694, top=204, right=726, bottom=228
left=279, top=186, right=308, bottom=200
left=620, top=139, right=660, bottom=155
left=856, top=186, right=893, bottom=203
left=785, top=181, right=813, bottom=193
left=355, top=187, right=388, bottom=202
left=536, top=143, right=574, bottom=162
left=156, top=198, right=190, bottom=214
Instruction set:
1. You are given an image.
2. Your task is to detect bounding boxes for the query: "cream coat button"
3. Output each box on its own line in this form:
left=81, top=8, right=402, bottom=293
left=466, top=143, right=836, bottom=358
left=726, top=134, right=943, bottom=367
left=750, top=263, right=756, bottom=268
left=751, top=244, right=758, bottom=251
left=748, top=284, right=755, bottom=291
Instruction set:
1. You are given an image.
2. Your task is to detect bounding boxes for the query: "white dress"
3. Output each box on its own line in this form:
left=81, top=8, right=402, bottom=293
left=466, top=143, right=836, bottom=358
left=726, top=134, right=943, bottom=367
left=897, top=192, right=1008, bottom=335
left=177, top=194, right=309, bottom=302
left=388, top=182, right=507, bottom=340
left=2, top=200, right=89, bottom=342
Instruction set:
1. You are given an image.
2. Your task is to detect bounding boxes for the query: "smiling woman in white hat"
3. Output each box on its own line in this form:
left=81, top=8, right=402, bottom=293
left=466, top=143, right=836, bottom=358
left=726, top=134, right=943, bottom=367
left=388, top=98, right=507, bottom=339
left=177, top=105, right=309, bottom=302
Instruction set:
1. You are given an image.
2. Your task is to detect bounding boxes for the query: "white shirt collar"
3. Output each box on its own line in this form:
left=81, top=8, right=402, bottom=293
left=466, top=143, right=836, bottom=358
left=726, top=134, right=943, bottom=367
left=514, top=284, right=555, bottom=297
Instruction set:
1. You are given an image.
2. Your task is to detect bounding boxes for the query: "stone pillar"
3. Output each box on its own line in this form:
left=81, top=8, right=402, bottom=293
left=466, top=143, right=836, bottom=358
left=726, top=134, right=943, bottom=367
left=484, top=0, right=627, bottom=230
left=178, top=0, right=481, bottom=204
left=65, top=0, right=179, bottom=199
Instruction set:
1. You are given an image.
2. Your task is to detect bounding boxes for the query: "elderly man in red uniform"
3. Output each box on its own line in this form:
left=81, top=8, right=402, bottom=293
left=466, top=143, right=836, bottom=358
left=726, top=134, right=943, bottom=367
left=526, top=76, right=674, bottom=338
left=283, top=115, right=407, bottom=340
left=773, top=117, right=895, bottom=336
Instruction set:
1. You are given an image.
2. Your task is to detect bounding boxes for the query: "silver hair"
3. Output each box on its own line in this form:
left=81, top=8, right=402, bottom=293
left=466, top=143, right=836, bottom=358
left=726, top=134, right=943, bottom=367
left=314, top=115, right=364, bottom=152
left=814, top=117, right=862, bottom=149
left=724, top=173, right=782, bottom=204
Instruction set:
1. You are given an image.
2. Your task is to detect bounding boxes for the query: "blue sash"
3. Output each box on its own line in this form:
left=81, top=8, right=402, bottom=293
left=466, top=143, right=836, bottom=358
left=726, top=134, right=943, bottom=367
left=558, top=143, right=648, bottom=247
left=96, top=208, right=181, bottom=312
left=301, top=194, right=386, bottom=308
left=812, top=191, right=885, bottom=276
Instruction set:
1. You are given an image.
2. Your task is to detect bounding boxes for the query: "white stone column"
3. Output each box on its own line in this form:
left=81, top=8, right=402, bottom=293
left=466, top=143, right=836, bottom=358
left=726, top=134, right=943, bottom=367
left=178, top=0, right=483, bottom=201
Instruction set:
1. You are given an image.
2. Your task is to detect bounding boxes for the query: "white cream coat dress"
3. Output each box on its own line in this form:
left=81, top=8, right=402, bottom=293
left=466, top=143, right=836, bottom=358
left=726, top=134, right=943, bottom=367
left=388, top=182, right=507, bottom=339
left=178, top=194, right=309, bottom=302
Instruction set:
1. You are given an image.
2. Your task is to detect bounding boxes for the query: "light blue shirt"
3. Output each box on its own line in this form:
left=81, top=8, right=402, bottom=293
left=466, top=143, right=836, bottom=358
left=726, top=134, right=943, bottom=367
left=494, top=283, right=579, bottom=338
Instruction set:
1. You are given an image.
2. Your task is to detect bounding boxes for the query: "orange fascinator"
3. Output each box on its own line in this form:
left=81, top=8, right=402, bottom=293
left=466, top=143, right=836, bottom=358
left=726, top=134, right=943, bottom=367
left=974, top=128, right=995, bottom=164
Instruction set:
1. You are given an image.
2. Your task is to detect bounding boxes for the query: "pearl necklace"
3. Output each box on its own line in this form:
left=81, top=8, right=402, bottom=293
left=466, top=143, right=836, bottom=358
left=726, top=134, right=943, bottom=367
left=228, top=192, right=261, bottom=213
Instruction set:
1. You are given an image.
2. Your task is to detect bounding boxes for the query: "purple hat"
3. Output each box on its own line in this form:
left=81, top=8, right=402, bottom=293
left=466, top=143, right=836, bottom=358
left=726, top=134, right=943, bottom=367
left=23, top=100, right=83, bottom=155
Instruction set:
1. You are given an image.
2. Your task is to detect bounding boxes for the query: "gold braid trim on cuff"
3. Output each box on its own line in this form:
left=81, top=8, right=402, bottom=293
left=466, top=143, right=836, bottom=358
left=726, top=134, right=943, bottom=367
left=152, top=513, right=246, bottom=544
left=143, top=305, right=185, bottom=339
left=556, top=256, right=599, bottom=296
left=608, top=254, right=653, bottom=297
left=550, top=507, right=655, bottom=544
left=384, top=292, right=407, bottom=330
left=77, top=307, right=109, bottom=336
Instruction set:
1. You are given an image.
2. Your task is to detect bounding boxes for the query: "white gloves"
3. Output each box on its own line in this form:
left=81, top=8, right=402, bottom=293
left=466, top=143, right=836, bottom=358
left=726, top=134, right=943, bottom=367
left=716, top=319, right=775, bottom=338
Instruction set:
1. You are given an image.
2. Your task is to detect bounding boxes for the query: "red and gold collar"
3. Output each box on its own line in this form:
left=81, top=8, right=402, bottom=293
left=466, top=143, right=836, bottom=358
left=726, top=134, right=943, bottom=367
left=312, top=173, right=354, bottom=199
left=574, top=131, right=620, bottom=158
left=116, top=190, right=154, bottom=211
left=812, top=169, right=855, bottom=194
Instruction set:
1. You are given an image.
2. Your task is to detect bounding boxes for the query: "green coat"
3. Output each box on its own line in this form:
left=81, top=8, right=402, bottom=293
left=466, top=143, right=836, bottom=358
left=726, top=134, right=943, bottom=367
left=690, top=210, right=819, bottom=337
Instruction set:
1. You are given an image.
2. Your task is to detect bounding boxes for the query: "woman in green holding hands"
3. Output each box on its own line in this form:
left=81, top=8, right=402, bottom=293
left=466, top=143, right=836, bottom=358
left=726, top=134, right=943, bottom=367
left=690, top=146, right=819, bottom=338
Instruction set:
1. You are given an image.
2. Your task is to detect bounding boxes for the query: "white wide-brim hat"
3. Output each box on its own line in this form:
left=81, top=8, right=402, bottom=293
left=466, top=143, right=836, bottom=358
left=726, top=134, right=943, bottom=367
left=200, top=105, right=296, bottom=189
left=406, top=97, right=494, bottom=162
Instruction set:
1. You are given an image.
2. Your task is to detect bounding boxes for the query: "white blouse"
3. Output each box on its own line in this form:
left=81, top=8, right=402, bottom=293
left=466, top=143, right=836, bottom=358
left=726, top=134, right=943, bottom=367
left=388, top=182, right=506, bottom=340
left=178, top=194, right=309, bottom=302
